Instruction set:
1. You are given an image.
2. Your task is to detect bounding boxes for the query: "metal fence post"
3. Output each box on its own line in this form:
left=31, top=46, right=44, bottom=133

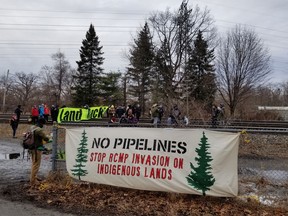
left=51, top=124, right=58, bottom=172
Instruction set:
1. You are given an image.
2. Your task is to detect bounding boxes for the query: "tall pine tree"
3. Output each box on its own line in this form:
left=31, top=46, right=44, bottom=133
left=99, top=72, right=123, bottom=105
left=127, top=22, right=154, bottom=114
left=186, top=132, right=215, bottom=196
left=185, top=30, right=216, bottom=105
left=72, top=24, right=104, bottom=106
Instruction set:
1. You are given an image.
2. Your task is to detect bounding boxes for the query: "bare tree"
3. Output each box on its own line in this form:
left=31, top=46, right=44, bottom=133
left=0, top=70, right=14, bottom=112
left=62, top=68, right=76, bottom=105
left=280, top=81, right=288, bottom=105
left=11, top=72, right=38, bottom=109
left=216, top=25, right=271, bottom=116
left=148, top=0, right=216, bottom=109
left=51, top=50, right=73, bottom=105
left=39, top=51, right=74, bottom=106
left=39, top=65, right=58, bottom=105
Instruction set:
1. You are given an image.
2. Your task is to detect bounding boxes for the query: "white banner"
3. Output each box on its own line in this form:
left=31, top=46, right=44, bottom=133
left=66, top=127, right=240, bottom=197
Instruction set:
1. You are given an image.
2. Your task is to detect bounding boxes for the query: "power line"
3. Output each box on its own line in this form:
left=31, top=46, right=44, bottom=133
left=216, top=19, right=288, bottom=35
left=0, top=28, right=133, bottom=32
left=0, top=3, right=287, bottom=75
left=0, top=14, right=144, bottom=21
left=194, top=0, right=287, bottom=20
left=0, top=23, right=138, bottom=28
left=0, top=42, right=128, bottom=46
left=0, top=7, right=149, bottom=15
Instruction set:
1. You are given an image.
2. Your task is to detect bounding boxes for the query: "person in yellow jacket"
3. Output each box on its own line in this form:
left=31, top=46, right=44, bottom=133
left=29, top=118, right=50, bottom=186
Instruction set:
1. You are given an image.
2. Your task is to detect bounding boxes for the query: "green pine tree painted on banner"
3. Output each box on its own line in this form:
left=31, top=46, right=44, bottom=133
left=71, top=130, right=89, bottom=180
left=186, top=132, right=215, bottom=196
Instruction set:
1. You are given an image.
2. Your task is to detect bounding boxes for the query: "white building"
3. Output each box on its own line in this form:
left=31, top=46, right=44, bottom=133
left=258, top=106, right=288, bottom=120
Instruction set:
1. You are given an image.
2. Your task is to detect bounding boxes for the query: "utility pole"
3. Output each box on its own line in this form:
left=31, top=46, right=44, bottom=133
left=2, top=69, right=9, bottom=113
left=184, top=14, right=189, bottom=118
left=186, top=80, right=189, bottom=117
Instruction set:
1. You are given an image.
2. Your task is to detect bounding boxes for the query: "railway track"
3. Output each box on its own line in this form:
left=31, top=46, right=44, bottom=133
left=0, top=114, right=287, bottom=134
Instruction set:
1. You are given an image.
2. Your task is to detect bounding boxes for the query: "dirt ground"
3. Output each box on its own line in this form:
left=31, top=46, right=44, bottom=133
left=0, top=174, right=287, bottom=216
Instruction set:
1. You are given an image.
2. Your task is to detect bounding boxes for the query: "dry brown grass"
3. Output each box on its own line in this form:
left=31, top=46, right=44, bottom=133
left=0, top=123, right=52, bottom=139
left=6, top=173, right=286, bottom=216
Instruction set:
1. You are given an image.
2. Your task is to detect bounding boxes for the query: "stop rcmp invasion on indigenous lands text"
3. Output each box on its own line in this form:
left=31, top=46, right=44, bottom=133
left=89, top=137, right=187, bottom=180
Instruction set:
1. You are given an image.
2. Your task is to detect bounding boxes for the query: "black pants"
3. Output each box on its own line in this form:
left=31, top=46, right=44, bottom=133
left=211, top=117, right=218, bottom=128
left=11, top=122, right=18, bottom=137
left=44, top=114, right=49, bottom=122
left=32, top=116, right=38, bottom=124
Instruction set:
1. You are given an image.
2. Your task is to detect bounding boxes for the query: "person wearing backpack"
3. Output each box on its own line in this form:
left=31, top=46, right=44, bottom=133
left=30, top=118, right=50, bottom=186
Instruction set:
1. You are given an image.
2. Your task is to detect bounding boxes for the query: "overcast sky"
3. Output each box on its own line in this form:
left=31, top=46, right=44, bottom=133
left=0, top=0, right=287, bottom=83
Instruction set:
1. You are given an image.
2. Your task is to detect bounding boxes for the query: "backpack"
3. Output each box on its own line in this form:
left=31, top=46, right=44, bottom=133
left=10, top=114, right=17, bottom=125
left=22, top=130, right=35, bottom=150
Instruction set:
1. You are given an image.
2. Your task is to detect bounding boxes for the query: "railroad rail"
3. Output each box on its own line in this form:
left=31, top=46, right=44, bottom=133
left=1, top=114, right=287, bottom=134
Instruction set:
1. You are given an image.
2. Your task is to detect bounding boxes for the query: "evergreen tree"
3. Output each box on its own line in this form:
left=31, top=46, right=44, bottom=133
left=186, top=132, right=215, bottom=196
left=185, top=31, right=216, bottom=105
left=72, top=24, right=104, bottom=106
left=127, top=22, right=154, bottom=114
left=99, top=72, right=123, bottom=105
left=71, top=130, right=89, bottom=180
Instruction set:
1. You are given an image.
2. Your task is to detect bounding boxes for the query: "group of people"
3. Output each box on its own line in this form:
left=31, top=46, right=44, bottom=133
left=150, top=103, right=189, bottom=126
left=107, top=103, right=188, bottom=126
left=31, top=104, right=59, bottom=124
left=149, top=102, right=225, bottom=127
left=107, top=104, right=141, bottom=124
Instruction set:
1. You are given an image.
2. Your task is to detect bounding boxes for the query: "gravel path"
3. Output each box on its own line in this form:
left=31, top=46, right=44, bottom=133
left=0, top=138, right=76, bottom=216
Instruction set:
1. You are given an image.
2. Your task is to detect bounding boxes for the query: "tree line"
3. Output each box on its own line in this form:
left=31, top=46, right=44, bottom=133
left=0, top=0, right=287, bottom=120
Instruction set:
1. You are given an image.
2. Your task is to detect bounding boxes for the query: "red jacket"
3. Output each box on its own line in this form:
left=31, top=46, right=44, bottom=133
left=44, top=106, right=50, bottom=115
left=31, top=107, right=39, bottom=117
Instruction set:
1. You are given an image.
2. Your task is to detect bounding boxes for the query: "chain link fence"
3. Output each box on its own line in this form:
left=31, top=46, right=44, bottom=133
left=51, top=123, right=288, bottom=207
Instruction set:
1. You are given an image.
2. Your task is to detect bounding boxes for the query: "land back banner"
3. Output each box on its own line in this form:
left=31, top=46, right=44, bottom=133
left=57, top=106, right=108, bottom=123
left=65, top=127, right=240, bottom=197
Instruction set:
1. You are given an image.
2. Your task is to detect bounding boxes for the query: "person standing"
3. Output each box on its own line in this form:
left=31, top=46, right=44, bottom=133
left=50, top=105, right=59, bottom=122
left=172, top=104, right=181, bottom=121
left=211, top=104, right=219, bottom=128
left=30, top=118, right=50, bottom=186
left=38, top=104, right=44, bottom=119
left=43, top=104, right=50, bottom=122
left=14, top=105, right=22, bottom=123
left=151, top=104, right=160, bottom=126
left=158, top=105, right=164, bottom=123
left=217, top=103, right=225, bottom=125
left=134, top=104, right=141, bottom=122
left=108, top=105, right=116, bottom=121
left=31, top=105, right=39, bottom=124
left=10, top=114, right=18, bottom=138
left=115, top=105, right=125, bottom=119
